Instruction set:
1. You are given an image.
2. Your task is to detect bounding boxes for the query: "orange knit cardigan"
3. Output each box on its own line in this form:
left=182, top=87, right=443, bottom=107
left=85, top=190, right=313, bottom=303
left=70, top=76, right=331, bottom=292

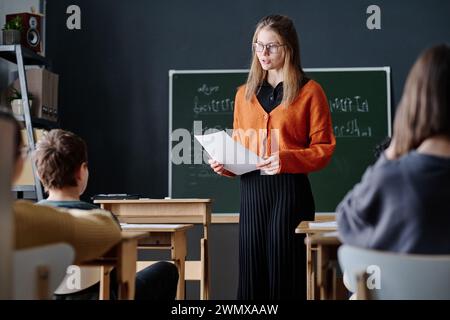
left=230, top=79, right=336, bottom=174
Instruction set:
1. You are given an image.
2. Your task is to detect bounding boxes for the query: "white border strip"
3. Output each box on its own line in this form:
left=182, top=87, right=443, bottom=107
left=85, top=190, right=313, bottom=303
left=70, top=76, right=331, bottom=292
left=170, top=67, right=389, bottom=74
left=304, top=67, right=390, bottom=72
left=386, top=67, right=392, bottom=136
left=168, top=67, right=392, bottom=215
left=168, top=71, right=173, bottom=197
left=169, top=69, right=248, bottom=75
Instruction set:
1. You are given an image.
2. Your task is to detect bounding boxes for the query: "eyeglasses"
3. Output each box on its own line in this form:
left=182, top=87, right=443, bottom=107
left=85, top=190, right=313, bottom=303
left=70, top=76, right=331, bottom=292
left=253, top=42, right=285, bottom=54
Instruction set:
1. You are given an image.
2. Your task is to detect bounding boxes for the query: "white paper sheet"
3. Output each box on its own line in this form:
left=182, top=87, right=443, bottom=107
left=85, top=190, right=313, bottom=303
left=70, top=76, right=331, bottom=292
left=120, top=223, right=185, bottom=229
left=308, top=221, right=338, bottom=229
left=195, top=131, right=263, bottom=175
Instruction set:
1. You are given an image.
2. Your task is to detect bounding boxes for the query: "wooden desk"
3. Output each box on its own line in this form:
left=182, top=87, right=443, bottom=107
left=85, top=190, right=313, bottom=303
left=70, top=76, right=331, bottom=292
left=81, top=231, right=147, bottom=300
left=94, top=199, right=211, bottom=299
left=296, top=217, right=346, bottom=300
left=307, top=232, right=344, bottom=300
left=121, top=223, right=193, bottom=300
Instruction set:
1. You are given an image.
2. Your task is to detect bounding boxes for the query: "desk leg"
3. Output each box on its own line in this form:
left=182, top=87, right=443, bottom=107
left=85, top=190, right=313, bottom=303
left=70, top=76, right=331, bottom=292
left=117, top=238, right=137, bottom=300
left=324, top=244, right=343, bottom=300
left=36, top=266, right=50, bottom=300
left=200, top=238, right=209, bottom=300
left=172, top=231, right=187, bottom=300
left=305, top=235, right=312, bottom=300
left=99, top=266, right=112, bottom=300
left=317, top=245, right=325, bottom=299
left=317, top=244, right=335, bottom=300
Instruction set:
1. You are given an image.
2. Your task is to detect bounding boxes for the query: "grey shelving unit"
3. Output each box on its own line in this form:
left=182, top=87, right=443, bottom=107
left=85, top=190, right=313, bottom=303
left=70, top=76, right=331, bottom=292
left=0, top=44, right=53, bottom=201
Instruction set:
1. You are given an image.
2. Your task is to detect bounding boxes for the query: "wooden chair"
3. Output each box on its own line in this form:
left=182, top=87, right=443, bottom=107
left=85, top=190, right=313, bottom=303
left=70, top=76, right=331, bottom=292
left=13, top=243, right=75, bottom=299
left=338, top=244, right=450, bottom=300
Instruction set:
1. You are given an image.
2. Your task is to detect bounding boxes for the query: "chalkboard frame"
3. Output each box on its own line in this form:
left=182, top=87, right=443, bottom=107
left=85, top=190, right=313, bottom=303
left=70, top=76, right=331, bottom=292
left=169, top=67, right=391, bottom=216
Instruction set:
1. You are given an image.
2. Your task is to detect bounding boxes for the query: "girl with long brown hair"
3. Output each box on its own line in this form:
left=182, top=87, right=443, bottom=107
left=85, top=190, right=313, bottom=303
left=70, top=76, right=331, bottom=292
left=337, top=44, right=450, bottom=254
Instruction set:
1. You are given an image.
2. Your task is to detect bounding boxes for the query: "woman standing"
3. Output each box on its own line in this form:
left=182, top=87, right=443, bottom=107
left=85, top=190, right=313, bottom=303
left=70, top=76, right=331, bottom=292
left=210, top=15, right=336, bottom=299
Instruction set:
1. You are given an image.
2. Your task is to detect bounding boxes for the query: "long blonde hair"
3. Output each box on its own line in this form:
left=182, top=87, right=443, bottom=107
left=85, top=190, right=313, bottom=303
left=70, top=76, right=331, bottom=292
left=392, top=44, right=450, bottom=157
left=245, top=15, right=304, bottom=106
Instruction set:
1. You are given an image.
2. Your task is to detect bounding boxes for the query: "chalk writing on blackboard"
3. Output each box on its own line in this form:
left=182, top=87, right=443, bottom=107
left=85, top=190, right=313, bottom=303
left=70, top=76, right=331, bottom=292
left=334, top=119, right=372, bottom=138
left=193, top=96, right=234, bottom=115
left=197, top=84, right=220, bottom=96
left=329, top=96, right=369, bottom=113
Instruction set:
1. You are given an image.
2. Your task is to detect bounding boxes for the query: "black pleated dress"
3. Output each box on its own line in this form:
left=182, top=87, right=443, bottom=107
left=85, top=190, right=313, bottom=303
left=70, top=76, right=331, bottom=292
left=237, top=80, right=315, bottom=300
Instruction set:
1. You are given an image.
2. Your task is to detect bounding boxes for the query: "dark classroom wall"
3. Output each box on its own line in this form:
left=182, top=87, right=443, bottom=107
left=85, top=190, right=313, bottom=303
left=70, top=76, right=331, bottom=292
left=44, top=0, right=450, bottom=299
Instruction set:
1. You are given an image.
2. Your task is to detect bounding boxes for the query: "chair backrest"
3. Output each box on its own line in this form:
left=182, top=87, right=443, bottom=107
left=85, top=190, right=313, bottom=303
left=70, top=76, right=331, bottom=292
left=338, top=245, right=450, bottom=300
left=13, top=243, right=75, bottom=299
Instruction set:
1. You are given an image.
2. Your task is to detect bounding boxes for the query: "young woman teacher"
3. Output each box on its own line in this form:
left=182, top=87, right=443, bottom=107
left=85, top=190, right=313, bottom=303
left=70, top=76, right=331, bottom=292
left=210, top=15, right=336, bottom=299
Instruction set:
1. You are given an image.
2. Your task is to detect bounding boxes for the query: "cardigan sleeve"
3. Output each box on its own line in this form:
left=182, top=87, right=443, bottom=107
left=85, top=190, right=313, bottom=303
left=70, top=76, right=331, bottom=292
left=278, top=85, right=336, bottom=173
left=14, top=201, right=122, bottom=264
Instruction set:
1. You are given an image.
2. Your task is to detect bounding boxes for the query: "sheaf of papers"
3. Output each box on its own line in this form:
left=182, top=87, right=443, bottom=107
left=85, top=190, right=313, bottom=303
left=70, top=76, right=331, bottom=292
left=308, top=221, right=338, bottom=229
left=195, top=131, right=263, bottom=175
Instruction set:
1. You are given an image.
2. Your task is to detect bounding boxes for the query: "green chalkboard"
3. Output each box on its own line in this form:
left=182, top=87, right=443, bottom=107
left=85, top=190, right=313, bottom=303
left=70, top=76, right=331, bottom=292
left=169, top=68, right=391, bottom=213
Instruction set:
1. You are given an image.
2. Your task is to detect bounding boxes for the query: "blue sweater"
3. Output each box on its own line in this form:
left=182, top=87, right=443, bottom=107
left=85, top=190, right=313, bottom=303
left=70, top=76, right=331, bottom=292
left=337, top=152, right=450, bottom=254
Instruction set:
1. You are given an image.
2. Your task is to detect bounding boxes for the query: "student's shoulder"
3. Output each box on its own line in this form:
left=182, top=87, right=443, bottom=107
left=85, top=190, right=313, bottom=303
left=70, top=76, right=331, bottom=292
left=14, top=200, right=65, bottom=214
left=69, top=201, right=99, bottom=210
left=14, top=200, right=111, bottom=219
left=14, top=201, right=75, bottom=226
left=65, top=207, right=115, bottom=218
left=14, top=200, right=35, bottom=211
left=37, top=199, right=98, bottom=210
left=363, top=155, right=405, bottom=186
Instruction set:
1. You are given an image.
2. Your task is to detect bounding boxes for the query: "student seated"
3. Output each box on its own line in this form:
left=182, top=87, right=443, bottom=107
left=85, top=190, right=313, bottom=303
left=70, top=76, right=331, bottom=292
left=34, top=128, right=179, bottom=300
left=0, top=107, right=121, bottom=265
left=337, top=44, right=450, bottom=254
